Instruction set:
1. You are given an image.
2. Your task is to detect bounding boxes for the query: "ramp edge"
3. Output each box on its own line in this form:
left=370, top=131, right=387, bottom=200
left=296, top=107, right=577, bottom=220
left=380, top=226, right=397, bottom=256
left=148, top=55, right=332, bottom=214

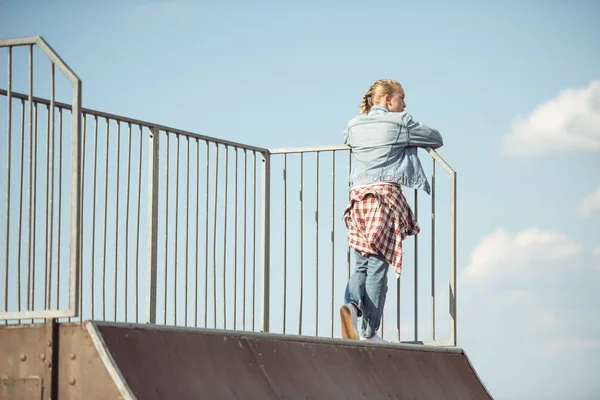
left=85, top=321, right=136, bottom=400
left=91, top=321, right=464, bottom=354
left=462, top=348, right=494, bottom=399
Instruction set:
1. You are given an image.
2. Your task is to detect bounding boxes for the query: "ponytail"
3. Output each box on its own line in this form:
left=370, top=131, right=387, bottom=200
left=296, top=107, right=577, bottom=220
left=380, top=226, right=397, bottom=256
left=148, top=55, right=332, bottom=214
left=359, top=79, right=402, bottom=114
left=360, top=91, right=373, bottom=114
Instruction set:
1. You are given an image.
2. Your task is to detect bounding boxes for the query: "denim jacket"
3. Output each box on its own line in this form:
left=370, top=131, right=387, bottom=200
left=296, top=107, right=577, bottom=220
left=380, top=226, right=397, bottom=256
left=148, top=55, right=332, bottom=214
left=344, top=106, right=443, bottom=194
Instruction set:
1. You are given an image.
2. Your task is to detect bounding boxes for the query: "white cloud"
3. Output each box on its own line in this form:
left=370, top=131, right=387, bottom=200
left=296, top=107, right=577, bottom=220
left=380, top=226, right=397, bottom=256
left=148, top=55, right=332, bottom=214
left=460, top=228, right=600, bottom=398
left=579, top=185, right=600, bottom=218
left=462, top=228, right=582, bottom=284
left=503, top=80, right=600, bottom=156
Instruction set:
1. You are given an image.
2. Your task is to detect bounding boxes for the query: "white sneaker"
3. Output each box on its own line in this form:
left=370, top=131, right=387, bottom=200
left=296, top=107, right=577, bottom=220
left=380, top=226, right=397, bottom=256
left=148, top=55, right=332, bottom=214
left=340, top=303, right=360, bottom=340
left=360, top=334, right=387, bottom=343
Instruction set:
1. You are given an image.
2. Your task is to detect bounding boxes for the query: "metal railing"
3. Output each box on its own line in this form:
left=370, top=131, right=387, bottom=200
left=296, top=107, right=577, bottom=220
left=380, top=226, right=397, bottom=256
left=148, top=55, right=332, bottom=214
left=0, top=36, right=82, bottom=321
left=0, top=87, right=271, bottom=331
left=267, top=145, right=457, bottom=345
left=0, top=36, right=457, bottom=346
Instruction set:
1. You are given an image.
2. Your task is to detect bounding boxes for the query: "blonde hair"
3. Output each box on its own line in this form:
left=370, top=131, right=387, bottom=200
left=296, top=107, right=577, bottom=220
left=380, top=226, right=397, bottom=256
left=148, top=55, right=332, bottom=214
left=360, top=79, right=402, bottom=114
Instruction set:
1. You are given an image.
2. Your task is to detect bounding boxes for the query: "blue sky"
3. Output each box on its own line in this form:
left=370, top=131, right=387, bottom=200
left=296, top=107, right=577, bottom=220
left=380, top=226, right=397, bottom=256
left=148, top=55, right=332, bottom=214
left=2, top=1, right=600, bottom=398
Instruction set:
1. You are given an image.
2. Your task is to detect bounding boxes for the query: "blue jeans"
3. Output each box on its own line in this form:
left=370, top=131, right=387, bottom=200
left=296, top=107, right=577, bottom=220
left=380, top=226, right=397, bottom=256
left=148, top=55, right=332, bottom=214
left=344, top=249, right=389, bottom=338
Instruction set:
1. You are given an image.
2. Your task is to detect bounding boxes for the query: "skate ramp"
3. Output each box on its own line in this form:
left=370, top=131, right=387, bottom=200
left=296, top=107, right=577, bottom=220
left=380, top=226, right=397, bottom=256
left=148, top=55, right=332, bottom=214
left=89, top=321, right=492, bottom=400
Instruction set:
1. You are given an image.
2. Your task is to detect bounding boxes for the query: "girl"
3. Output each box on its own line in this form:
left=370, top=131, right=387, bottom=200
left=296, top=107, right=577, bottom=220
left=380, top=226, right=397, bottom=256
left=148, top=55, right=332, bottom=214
left=340, top=79, right=443, bottom=342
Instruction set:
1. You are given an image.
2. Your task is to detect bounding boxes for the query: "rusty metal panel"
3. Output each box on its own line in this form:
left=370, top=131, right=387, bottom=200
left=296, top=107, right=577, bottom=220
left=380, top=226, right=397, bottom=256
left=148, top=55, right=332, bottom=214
left=94, top=322, right=492, bottom=400
left=0, top=377, right=42, bottom=400
left=1, top=322, right=125, bottom=400
left=57, top=323, right=124, bottom=400
left=0, top=323, right=48, bottom=399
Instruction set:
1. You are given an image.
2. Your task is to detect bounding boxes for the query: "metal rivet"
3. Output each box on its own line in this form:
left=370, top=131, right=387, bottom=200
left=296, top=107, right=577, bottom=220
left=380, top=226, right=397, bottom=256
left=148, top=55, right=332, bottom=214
left=47, top=341, right=52, bottom=347
left=20, top=354, right=27, bottom=362
left=40, top=353, right=46, bottom=361
left=69, top=378, right=76, bottom=386
left=70, top=353, right=76, bottom=360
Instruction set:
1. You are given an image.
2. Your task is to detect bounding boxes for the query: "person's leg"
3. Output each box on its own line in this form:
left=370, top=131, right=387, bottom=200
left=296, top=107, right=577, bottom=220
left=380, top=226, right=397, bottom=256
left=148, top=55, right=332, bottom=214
left=344, top=250, right=368, bottom=313
left=361, top=253, right=389, bottom=338
left=341, top=250, right=368, bottom=339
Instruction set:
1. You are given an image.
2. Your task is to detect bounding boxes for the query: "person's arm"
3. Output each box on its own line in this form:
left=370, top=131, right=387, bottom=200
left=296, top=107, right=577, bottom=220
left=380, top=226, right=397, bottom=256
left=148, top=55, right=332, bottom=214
left=343, top=125, right=351, bottom=145
left=402, top=113, right=443, bottom=149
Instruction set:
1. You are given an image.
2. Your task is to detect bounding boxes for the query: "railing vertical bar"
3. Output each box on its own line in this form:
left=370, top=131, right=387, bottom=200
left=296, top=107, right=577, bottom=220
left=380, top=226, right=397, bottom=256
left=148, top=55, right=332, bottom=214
left=252, top=151, right=256, bottom=330
left=212, top=144, right=220, bottom=328
left=431, top=159, right=436, bottom=341
left=124, top=123, right=132, bottom=322
left=43, top=102, right=51, bottom=311
left=204, top=141, right=209, bottom=328
left=395, top=150, right=401, bottom=341
left=145, top=126, right=160, bottom=324
left=184, top=137, right=190, bottom=326
left=30, top=103, right=38, bottom=319
left=298, top=152, right=304, bottom=335
left=397, top=273, right=401, bottom=342
left=55, top=107, right=63, bottom=310
left=347, top=151, right=351, bottom=280
left=242, top=150, right=247, bottom=330
left=17, top=100, right=25, bottom=314
left=413, top=189, right=418, bottom=342
left=68, top=54, right=83, bottom=323
left=233, top=148, right=238, bottom=330
left=250, top=151, right=256, bottom=331
left=450, top=171, right=457, bottom=346
left=113, top=122, right=121, bottom=320
left=260, top=151, right=270, bottom=333
left=77, top=114, right=86, bottom=323
left=315, top=152, right=319, bottom=336
left=252, top=151, right=257, bottom=330
left=90, top=116, right=99, bottom=319
left=134, top=125, right=143, bottom=323
left=46, top=64, right=57, bottom=312
left=163, top=132, right=170, bottom=324
left=330, top=151, right=335, bottom=338
left=174, top=135, right=180, bottom=325
left=223, top=146, right=228, bottom=329
left=101, top=118, right=110, bottom=320
left=26, top=46, right=33, bottom=317
left=283, top=154, right=287, bottom=334
left=194, top=138, right=200, bottom=327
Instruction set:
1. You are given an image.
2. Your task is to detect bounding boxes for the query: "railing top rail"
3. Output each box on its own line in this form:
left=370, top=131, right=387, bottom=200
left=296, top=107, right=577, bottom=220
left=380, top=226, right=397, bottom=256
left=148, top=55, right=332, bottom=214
left=0, top=36, right=38, bottom=47
left=269, top=144, right=455, bottom=175
left=0, top=36, right=80, bottom=85
left=427, top=148, right=456, bottom=174
left=269, top=144, right=350, bottom=154
left=0, top=89, right=269, bottom=153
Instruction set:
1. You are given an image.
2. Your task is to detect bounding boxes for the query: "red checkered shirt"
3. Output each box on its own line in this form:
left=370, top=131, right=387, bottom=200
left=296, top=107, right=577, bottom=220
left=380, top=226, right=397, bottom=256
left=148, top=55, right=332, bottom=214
left=343, top=183, right=420, bottom=278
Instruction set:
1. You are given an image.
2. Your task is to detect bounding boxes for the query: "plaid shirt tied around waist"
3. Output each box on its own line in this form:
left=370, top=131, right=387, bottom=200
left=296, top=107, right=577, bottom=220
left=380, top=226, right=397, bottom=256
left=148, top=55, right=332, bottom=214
left=343, top=183, right=420, bottom=278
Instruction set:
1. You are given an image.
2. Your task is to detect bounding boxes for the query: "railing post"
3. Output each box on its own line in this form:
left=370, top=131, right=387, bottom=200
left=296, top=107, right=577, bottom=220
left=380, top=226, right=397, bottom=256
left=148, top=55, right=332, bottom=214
left=68, top=78, right=82, bottom=318
left=260, top=151, right=271, bottom=332
left=431, top=159, right=436, bottom=342
left=449, top=171, right=457, bottom=346
left=146, top=126, right=160, bottom=324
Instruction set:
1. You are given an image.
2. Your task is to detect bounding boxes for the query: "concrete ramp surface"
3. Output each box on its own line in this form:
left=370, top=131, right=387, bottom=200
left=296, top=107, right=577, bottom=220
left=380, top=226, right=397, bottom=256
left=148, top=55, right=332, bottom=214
left=89, top=322, right=492, bottom=400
